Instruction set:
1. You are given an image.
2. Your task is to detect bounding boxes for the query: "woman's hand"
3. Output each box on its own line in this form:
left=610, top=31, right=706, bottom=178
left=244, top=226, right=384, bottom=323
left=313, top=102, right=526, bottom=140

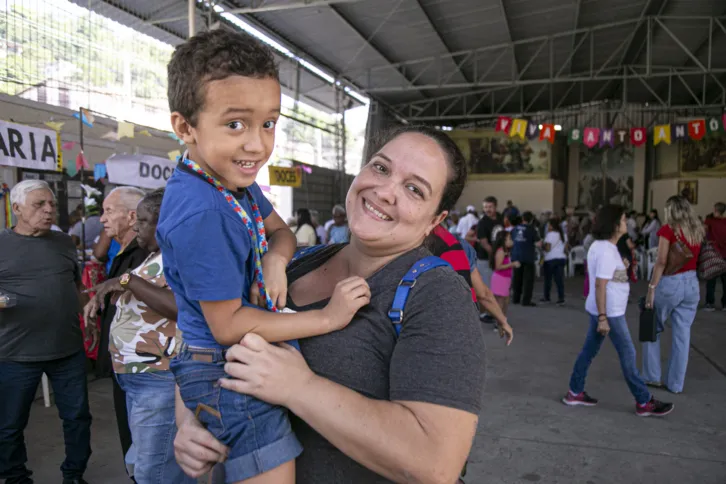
left=173, top=415, right=228, bottom=478
left=597, top=317, right=610, bottom=336
left=645, top=287, right=656, bottom=309
left=86, top=277, right=124, bottom=300
left=219, top=333, right=315, bottom=407
left=497, top=319, right=514, bottom=346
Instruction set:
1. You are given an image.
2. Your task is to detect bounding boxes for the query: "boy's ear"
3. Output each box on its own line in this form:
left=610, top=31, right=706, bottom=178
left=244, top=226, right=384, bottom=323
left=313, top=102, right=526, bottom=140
left=170, top=112, right=196, bottom=145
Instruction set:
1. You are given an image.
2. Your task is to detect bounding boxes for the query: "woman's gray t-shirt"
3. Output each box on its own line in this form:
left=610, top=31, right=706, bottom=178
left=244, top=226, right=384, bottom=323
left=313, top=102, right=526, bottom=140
left=286, top=245, right=486, bottom=483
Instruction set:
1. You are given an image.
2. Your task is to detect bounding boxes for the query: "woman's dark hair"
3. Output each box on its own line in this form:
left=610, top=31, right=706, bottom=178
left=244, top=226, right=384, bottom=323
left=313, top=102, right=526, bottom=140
left=295, top=208, right=314, bottom=233
left=548, top=215, right=565, bottom=242
left=139, top=188, right=165, bottom=222
left=591, top=204, right=625, bottom=240
left=489, top=229, right=510, bottom=266
left=369, top=125, right=467, bottom=214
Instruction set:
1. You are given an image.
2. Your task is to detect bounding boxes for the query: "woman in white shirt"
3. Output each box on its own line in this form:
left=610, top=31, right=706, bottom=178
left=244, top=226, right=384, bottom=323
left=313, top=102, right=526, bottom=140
left=640, top=209, right=661, bottom=249
left=294, top=208, right=318, bottom=247
left=541, top=216, right=568, bottom=305
left=561, top=205, right=673, bottom=417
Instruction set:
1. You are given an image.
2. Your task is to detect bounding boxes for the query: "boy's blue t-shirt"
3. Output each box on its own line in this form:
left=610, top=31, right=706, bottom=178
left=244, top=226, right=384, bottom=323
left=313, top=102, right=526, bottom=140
left=156, top=163, right=273, bottom=349
left=511, top=223, right=540, bottom=264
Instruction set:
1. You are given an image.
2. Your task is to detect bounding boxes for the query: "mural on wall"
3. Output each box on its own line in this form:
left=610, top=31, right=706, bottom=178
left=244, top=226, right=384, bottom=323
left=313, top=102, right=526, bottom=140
left=578, top=145, right=635, bottom=210
left=679, top=136, right=726, bottom=174
left=449, top=129, right=550, bottom=176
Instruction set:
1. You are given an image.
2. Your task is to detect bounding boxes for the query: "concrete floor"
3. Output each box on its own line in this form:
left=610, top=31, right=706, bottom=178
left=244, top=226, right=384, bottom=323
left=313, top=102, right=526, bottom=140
left=22, top=277, right=726, bottom=484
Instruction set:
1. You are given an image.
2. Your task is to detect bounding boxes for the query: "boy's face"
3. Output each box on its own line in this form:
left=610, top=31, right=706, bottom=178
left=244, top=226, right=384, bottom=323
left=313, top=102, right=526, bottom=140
left=178, top=75, right=281, bottom=190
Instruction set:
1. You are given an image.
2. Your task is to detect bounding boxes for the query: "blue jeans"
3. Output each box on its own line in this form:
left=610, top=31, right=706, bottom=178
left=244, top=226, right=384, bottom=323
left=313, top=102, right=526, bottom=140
left=171, top=343, right=302, bottom=482
left=0, top=350, right=92, bottom=483
left=642, top=271, right=700, bottom=393
left=569, top=314, right=651, bottom=405
left=543, top=258, right=566, bottom=301
left=116, top=371, right=194, bottom=484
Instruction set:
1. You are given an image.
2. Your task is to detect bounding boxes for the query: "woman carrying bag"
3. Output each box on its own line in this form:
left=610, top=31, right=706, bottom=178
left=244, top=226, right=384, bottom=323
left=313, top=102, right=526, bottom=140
left=643, top=195, right=704, bottom=394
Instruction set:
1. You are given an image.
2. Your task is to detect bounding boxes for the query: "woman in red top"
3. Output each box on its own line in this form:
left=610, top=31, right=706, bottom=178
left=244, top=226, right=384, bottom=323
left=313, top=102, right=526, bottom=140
left=643, top=195, right=705, bottom=393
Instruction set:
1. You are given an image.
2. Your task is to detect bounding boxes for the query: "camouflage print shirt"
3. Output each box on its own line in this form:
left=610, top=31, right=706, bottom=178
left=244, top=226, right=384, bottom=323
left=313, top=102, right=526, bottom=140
left=109, top=252, right=178, bottom=374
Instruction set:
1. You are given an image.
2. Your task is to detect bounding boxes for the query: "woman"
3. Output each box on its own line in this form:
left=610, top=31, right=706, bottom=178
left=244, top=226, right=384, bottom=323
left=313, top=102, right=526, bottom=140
left=541, top=216, right=567, bottom=305
left=173, top=126, right=485, bottom=483
left=643, top=196, right=704, bottom=393
left=641, top=209, right=661, bottom=249
left=294, top=207, right=318, bottom=247
left=563, top=205, right=673, bottom=417
left=83, top=190, right=192, bottom=483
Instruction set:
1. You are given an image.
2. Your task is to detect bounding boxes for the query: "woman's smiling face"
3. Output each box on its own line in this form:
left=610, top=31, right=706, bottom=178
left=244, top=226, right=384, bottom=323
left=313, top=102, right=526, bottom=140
left=346, top=132, right=449, bottom=253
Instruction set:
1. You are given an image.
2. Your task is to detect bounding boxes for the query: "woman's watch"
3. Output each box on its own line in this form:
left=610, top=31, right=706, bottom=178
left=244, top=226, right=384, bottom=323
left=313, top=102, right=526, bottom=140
left=119, top=272, right=132, bottom=286
left=598, top=313, right=607, bottom=320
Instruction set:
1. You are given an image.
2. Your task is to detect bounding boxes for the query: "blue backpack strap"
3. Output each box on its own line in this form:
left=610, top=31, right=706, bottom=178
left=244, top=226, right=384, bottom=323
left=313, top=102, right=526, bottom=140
left=388, top=256, right=450, bottom=338
left=290, top=244, right=326, bottom=265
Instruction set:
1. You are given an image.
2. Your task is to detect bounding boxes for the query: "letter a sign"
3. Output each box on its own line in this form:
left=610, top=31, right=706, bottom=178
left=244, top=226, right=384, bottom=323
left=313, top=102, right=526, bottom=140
left=269, top=166, right=302, bottom=188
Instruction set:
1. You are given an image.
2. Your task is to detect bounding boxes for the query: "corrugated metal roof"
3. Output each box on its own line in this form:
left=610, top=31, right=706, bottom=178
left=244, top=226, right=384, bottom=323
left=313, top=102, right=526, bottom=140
left=70, top=0, right=726, bottom=123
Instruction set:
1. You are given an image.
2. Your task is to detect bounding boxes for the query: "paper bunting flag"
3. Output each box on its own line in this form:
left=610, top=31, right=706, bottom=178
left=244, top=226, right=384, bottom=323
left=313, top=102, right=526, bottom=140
left=73, top=109, right=94, bottom=128
left=102, top=130, right=120, bottom=141
left=567, top=128, right=581, bottom=145
left=583, top=128, right=599, bottom=148
left=300, top=165, right=313, bottom=174
left=526, top=123, right=539, bottom=140
left=599, top=129, right=614, bottom=148
left=76, top=151, right=89, bottom=170
left=509, top=119, right=527, bottom=140
left=61, top=141, right=76, bottom=150
left=688, top=119, right=706, bottom=141
left=653, top=124, right=671, bottom=146
left=630, top=128, right=646, bottom=147
left=168, top=132, right=185, bottom=145
left=706, top=117, right=722, bottom=134
left=93, top=164, right=107, bottom=181
left=66, top=160, right=77, bottom=177
left=615, top=129, right=628, bottom=145
left=671, top=124, right=687, bottom=141
left=539, top=124, right=555, bottom=144
left=117, top=121, right=135, bottom=139
left=168, top=150, right=181, bottom=161
left=44, top=121, right=65, bottom=132
left=138, top=129, right=152, bottom=137
left=495, top=116, right=512, bottom=134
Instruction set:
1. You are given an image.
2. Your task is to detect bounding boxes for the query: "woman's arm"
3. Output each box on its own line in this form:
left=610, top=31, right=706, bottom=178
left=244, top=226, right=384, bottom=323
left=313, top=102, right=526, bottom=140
left=595, top=277, right=610, bottom=336
left=646, top=236, right=671, bottom=308
left=220, top=335, right=477, bottom=484
left=125, top=275, right=178, bottom=321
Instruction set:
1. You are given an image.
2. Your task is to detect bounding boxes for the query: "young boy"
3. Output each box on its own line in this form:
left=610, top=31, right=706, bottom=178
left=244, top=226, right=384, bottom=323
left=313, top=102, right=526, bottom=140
left=157, top=30, right=370, bottom=483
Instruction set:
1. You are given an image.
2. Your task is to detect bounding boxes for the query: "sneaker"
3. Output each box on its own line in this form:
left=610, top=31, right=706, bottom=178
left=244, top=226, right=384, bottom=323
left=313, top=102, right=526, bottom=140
left=703, top=304, right=715, bottom=312
left=522, top=302, right=537, bottom=307
left=562, top=391, right=598, bottom=407
left=539, top=297, right=551, bottom=304
left=636, top=397, right=674, bottom=417
left=645, top=381, right=665, bottom=389
left=556, top=300, right=565, bottom=306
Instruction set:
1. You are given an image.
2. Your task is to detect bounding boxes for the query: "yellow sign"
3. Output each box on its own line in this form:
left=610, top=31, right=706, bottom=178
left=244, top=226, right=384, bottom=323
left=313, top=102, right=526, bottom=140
left=56, top=132, right=63, bottom=172
left=269, top=166, right=302, bottom=187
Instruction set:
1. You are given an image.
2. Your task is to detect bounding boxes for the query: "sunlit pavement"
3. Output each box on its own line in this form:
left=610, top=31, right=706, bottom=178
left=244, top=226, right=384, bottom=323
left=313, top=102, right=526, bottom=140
left=25, top=277, right=726, bottom=484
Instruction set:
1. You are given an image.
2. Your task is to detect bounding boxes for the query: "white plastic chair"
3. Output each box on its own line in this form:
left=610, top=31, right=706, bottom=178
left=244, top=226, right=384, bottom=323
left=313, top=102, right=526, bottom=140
left=568, top=245, right=586, bottom=277
left=42, top=373, right=51, bottom=407
left=647, top=247, right=658, bottom=281
left=535, top=248, right=543, bottom=278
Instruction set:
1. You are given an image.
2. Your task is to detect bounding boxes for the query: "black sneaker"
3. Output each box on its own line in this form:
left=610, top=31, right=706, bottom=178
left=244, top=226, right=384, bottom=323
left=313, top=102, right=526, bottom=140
left=556, top=300, right=565, bottom=306
left=703, top=304, right=715, bottom=312
left=636, top=397, right=674, bottom=417
left=62, top=479, right=89, bottom=484
left=522, top=302, right=537, bottom=307
left=562, top=391, right=598, bottom=406
left=539, top=297, right=551, bottom=304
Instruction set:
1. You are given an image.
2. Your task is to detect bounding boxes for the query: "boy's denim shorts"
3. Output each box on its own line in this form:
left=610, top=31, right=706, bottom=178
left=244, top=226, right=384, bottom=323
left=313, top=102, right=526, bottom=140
left=171, top=342, right=302, bottom=482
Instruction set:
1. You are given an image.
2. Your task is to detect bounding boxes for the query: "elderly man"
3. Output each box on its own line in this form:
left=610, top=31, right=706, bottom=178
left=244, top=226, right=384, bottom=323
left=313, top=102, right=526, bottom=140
left=0, top=180, right=93, bottom=484
left=93, top=186, right=148, bottom=476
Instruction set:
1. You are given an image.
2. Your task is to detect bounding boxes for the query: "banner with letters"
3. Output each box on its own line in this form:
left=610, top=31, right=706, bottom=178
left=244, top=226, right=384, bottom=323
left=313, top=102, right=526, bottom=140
left=105, top=154, right=176, bottom=189
left=0, top=120, right=60, bottom=172
left=268, top=165, right=302, bottom=187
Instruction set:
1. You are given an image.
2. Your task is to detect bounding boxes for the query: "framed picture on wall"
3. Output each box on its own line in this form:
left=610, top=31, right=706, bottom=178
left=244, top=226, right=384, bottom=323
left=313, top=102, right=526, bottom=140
left=677, top=180, right=698, bottom=205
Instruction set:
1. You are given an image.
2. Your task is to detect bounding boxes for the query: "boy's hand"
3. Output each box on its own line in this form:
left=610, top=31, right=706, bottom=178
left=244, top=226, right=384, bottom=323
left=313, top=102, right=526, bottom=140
left=261, top=253, right=289, bottom=309
left=322, top=277, right=371, bottom=331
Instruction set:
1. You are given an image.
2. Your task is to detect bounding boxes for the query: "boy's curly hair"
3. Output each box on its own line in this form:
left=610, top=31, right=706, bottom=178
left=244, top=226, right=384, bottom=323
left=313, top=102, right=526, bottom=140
left=167, top=29, right=279, bottom=126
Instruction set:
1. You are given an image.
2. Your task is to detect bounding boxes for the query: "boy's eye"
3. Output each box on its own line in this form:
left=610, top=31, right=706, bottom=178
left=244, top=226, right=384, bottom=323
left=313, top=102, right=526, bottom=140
left=227, top=121, right=244, bottom=130
left=263, top=120, right=277, bottom=129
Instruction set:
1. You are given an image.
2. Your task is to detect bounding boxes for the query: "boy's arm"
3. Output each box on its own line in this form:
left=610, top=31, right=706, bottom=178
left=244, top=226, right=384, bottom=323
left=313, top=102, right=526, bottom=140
left=262, top=209, right=297, bottom=309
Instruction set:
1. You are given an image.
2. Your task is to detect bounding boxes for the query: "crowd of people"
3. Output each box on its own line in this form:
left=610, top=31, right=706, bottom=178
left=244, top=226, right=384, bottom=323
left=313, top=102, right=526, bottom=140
left=1, top=27, right=725, bottom=484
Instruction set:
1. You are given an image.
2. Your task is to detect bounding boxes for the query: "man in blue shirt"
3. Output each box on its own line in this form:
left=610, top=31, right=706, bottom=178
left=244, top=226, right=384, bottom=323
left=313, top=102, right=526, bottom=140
left=511, top=211, right=540, bottom=306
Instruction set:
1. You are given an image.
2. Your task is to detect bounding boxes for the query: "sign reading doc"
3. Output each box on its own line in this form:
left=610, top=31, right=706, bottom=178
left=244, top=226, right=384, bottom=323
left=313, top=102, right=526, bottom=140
left=268, top=165, right=302, bottom=187
left=106, top=154, right=176, bottom=189
left=0, top=120, right=59, bottom=171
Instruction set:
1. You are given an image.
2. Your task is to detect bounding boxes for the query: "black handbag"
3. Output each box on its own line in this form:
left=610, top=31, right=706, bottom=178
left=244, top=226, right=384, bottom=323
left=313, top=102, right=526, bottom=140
left=638, top=297, right=657, bottom=342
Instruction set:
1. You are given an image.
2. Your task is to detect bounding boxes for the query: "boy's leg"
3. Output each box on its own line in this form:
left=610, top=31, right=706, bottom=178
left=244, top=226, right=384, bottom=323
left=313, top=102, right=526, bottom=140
left=522, top=263, right=535, bottom=304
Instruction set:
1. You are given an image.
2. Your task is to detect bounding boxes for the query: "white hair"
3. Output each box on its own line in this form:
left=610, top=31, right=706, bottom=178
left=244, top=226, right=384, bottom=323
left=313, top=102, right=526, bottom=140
left=107, top=186, right=146, bottom=211
left=332, top=204, right=346, bottom=216
left=10, top=180, right=55, bottom=206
